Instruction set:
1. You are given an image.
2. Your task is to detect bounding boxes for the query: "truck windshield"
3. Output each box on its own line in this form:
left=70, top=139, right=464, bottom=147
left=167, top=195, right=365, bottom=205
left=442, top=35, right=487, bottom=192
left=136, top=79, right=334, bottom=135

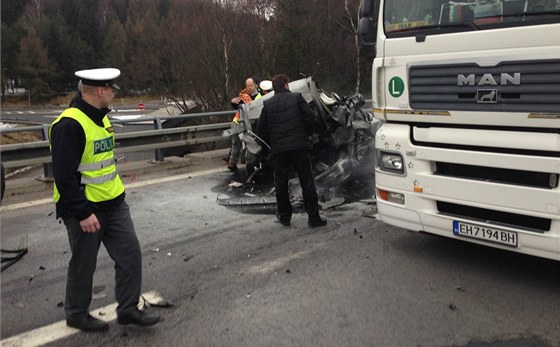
left=384, top=0, right=560, bottom=36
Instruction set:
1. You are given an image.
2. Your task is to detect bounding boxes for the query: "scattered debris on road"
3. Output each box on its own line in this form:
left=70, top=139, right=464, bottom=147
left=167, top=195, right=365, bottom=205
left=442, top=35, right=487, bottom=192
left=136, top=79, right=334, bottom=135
left=1, top=235, right=29, bottom=272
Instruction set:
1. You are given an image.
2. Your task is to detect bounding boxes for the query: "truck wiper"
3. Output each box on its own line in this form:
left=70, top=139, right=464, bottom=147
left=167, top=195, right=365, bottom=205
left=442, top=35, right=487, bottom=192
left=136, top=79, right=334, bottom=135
left=477, top=10, right=560, bottom=20
left=507, top=10, right=560, bottom=18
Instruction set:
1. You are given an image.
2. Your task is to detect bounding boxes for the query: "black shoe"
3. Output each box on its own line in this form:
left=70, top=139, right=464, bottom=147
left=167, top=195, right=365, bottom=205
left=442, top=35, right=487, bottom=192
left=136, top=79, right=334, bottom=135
left=67, top=314, right=109, bottom=332
left=227, top=163, right=238, bottom=172
left=276, top=214, right=291, bottom=227
left=308, top=217, right=327, bottom=227
left=117, top=309, right=160, bottom=327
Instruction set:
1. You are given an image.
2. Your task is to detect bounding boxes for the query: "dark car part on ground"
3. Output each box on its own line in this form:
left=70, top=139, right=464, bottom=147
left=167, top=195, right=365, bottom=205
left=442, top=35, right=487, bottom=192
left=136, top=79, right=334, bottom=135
left=1, top=235, right=28, bottom=272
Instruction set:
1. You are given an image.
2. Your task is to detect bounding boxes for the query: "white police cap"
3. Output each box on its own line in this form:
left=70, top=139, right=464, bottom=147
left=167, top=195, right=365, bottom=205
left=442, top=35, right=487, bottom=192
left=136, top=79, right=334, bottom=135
left=75, top=68, right=121, bottom=89
left=260, top=80, right=272, bottom=92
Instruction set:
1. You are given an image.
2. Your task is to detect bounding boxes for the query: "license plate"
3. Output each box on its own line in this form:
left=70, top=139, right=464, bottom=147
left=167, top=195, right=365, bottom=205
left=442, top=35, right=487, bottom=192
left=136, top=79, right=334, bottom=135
left=453, top=221, right=518, bottom=247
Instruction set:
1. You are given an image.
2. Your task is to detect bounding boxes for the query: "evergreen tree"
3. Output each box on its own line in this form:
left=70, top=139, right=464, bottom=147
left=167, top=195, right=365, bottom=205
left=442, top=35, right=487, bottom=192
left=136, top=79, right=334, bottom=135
left=101, top=15, right=128, bottom=74
left=1, top=0, right=374, bottom=106
left=1, top=0, right=32, bottom=25
left=18, top=26, right=56, bottom=101
left=60, top=0, right=103, bottom=62
left=1, top=22, right=27, bottom=95
left=124, top=0, right=163, bottom=92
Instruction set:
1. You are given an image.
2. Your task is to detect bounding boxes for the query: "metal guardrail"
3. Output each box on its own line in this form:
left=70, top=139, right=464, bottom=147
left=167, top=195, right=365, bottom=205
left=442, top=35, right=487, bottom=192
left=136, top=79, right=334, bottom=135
left=1, top=99, right=375, bottom=177
left=0, top=110, right=236, bottom=177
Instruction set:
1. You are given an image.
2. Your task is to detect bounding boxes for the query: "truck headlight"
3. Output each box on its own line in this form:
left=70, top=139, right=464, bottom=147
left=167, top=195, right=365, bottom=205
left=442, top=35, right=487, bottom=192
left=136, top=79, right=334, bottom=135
left=379, top=152, right=404, bottom=174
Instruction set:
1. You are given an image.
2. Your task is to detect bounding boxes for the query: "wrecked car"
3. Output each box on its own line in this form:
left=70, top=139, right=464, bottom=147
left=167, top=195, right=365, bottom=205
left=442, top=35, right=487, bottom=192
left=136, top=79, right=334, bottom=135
left=219, top=77, right=381, bottom=207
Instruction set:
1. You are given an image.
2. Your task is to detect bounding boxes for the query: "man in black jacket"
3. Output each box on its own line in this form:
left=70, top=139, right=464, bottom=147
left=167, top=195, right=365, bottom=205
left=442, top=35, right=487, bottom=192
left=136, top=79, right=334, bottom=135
left=256, top=74, right=327, bottom=227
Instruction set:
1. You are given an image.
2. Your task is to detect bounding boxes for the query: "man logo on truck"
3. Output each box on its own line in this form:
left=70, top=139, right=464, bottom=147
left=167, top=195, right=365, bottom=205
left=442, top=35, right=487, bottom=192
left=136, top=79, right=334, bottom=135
left=457, top=73, right=521, bottom=86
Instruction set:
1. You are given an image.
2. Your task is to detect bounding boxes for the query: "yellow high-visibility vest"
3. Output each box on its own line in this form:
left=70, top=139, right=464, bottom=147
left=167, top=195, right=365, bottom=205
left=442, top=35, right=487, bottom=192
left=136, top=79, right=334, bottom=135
left=49, top=108, right=124, bottom=203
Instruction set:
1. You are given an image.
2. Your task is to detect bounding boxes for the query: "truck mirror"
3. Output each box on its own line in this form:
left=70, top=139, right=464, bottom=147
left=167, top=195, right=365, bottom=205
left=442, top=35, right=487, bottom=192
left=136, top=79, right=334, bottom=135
left=359, top=17, right=377, bottom=47
left=360, top=0, right=373, bottom=17
left=359, top=17, right=374, bottom=35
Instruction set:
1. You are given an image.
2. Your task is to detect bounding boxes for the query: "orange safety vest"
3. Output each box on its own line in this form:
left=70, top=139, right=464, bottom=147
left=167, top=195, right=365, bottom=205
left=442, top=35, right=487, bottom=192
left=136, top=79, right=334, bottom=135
left=233, top=89, right=261, bottom=124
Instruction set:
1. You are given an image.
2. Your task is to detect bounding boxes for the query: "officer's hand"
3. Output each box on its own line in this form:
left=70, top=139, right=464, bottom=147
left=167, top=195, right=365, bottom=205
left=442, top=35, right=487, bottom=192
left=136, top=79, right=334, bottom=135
left=80, top=214, right=101, bottom=233
left=231, top=97, right=241, bottom=104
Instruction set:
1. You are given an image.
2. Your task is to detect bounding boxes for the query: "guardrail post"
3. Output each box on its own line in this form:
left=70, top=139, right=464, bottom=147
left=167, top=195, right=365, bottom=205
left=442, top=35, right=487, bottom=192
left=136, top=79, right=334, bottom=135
left=151, top=117, right=165, bottom=163
left=37, top=124, right=54, bottom=182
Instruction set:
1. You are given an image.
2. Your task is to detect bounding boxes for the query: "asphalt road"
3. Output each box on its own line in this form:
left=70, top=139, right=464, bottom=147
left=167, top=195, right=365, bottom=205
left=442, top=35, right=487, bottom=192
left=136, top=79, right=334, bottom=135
left=1, top=157, right=559, bottom=347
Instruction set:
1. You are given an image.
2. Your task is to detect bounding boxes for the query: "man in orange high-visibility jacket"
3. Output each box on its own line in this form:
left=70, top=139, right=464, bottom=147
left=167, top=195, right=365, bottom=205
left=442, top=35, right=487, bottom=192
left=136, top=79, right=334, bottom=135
left=227, top=76, right=262, bottom=172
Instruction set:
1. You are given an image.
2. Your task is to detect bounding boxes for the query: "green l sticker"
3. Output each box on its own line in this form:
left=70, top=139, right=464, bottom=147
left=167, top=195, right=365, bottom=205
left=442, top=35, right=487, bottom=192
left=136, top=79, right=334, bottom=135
left=388, top=77, right=405, bottom=98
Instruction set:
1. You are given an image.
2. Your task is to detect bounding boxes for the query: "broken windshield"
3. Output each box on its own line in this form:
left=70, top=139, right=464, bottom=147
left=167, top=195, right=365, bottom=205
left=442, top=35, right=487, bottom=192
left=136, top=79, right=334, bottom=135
left=384, top=0, right=560, bottom=36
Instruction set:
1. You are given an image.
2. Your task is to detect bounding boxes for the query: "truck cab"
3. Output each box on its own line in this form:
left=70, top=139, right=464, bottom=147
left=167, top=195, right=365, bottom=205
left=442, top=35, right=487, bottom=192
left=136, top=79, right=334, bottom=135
left=360, top=0, right=560, bottom=260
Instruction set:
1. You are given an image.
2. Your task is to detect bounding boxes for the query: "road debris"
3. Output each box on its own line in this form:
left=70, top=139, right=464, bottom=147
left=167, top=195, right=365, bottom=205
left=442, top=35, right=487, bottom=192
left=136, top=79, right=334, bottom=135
left=1, top=235, right=29, bottom=272
left=141, top=294, right=174, bottom=308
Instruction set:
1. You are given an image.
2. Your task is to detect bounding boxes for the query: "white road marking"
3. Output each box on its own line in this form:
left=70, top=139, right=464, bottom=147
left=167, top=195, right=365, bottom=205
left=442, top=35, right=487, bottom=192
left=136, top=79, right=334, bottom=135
left=1, top=291, right=163, bottom=347
left=247, top=243, right=327, bottom=275
left=113, top=109, right=147, bottom=113
left=111, top=115, right=143, bottom=120
left=0, top=198, right=52, bottom=212
left=0, top=167, right=226, bottom=212
left=123, top=167, right=224, bottom=189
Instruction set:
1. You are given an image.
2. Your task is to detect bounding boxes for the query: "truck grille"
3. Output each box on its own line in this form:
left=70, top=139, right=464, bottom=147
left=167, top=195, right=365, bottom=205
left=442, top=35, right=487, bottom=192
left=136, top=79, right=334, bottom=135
left=437, top=201, right=551, bottom=233
left=435, top=162, right=559, bottom=189
left=409, top=59, right=560, bottom=113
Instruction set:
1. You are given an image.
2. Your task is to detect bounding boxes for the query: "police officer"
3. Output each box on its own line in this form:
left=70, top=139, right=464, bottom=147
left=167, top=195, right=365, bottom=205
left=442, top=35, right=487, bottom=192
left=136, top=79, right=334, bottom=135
left=256, top=74, right=327, bottom=228
left=50, top=68, right=160, bottom=332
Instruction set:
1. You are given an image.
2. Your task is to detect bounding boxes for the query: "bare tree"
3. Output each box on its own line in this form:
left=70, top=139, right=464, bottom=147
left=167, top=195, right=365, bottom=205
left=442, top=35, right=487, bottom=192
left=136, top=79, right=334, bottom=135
left=344, top=0, right=362, bottom=94
left=162, top=0, right=262, bottom=112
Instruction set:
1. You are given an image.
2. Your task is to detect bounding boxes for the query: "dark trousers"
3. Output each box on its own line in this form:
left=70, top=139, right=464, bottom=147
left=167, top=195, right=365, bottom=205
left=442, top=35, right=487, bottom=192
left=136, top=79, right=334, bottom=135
left=273, top=150, right=320, bottom=221
left=63, top=200, right=142, bottom=319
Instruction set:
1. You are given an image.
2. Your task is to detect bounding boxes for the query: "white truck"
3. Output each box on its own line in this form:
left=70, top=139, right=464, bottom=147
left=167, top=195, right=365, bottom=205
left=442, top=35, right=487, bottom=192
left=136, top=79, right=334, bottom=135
left=359, top=0, right=560, bottom=260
